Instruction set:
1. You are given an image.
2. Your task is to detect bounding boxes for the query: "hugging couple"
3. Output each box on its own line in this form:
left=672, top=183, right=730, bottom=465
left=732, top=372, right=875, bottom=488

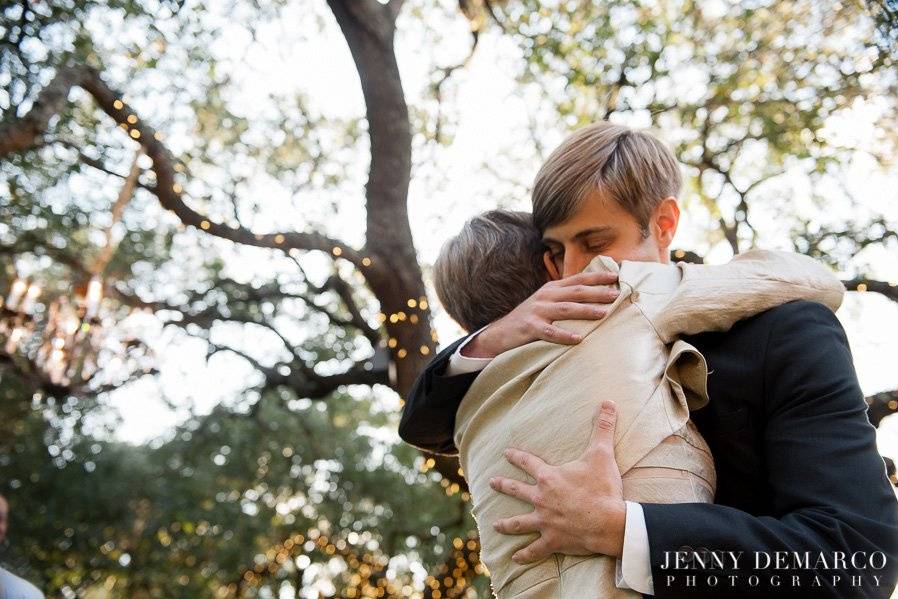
left=399, top=123, right=898, bottom=598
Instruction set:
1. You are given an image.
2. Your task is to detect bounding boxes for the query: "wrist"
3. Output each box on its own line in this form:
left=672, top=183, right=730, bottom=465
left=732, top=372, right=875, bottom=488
left=593, top=499, right=627, bottom=558
left=460, top=325, right=502, bottom=358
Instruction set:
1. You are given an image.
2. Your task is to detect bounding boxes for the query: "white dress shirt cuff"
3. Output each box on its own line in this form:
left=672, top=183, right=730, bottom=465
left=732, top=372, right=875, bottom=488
left=615, top=501, right=654, bottom=595
left=446, top=325, right=494, bottom=376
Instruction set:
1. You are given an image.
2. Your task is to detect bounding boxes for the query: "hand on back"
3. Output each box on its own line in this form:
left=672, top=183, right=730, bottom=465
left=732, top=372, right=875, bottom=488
left=461, top=270, right=619, bottom=359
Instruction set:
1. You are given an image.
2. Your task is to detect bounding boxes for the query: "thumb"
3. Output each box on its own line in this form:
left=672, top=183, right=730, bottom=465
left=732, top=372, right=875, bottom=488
left=586, top=400, right=617, bottom=456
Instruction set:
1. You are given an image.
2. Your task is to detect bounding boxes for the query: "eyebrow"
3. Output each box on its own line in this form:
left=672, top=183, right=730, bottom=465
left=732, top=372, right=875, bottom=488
left=542, top=226, right=615, bottom=244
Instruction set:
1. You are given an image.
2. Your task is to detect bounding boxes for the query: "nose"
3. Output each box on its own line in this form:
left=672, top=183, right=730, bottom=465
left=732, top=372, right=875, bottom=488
left=562, top=247, right=591, bottom=277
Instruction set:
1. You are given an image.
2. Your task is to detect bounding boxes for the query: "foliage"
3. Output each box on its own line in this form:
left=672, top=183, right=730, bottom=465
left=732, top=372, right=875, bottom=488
left=0, top=0, right=896, bottom=597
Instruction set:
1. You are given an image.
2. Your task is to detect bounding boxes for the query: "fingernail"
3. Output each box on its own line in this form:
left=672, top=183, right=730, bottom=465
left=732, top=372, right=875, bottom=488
left=492, top=522, right=499, bottom=530
left=489, top=477, right=497, bottom=487
left=602, top=400, right=616, bottom=411
left=572, top=334, right=582, bottom=342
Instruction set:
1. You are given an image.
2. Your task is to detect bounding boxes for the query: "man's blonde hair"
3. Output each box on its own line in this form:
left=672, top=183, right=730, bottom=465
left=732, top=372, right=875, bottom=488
left=532, top=122, right=682, bottom=235
left=434, top=210, right=546, bottom=332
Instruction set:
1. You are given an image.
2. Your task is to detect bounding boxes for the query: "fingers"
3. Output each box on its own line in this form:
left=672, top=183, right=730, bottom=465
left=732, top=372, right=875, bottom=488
left=535, top=323, right=582, bottom=345
left=544, top=301, right=608, bottom=322
left=586, top=400, right=617, bottom=456
left=503, top=447, right=548, bottom=478
left=492, top=512, right=540, bottom=536
left=544, top=283, right=620, bottom=305
left=555, top=270, right=619, bottom=288
left=512, top=536, right=554, bottom=564
left=489, top=475, right=539, bottom=505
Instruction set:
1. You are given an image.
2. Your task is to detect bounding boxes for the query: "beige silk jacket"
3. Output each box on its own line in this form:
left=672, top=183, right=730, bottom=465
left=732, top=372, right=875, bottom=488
left=453, top=250, right=846, bottom=598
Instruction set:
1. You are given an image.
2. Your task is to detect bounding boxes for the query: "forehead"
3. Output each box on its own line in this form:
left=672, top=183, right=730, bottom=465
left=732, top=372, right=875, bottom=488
left=541, top=190, right=634, bottom=241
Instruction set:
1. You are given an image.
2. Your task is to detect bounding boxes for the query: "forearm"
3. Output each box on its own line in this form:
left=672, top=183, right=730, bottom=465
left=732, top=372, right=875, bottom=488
left=398, top=336, right=476, bottom=454
left=658, top=250, right=846, bottom=341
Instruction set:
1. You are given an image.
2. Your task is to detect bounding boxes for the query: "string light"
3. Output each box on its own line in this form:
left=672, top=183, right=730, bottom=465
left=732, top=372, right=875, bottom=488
left=857, top=283, right=868, bottom=292
left=113, top=99, right=124, bottom=109
left=127, top=114, right=137, bottom=124
left=332, top=246, right=343, bottom=256
left=407, top=299, right=417, bottom=308
left=420, top=345, right=430, bottom=355
left=200, top=220, right=211, bottom=230
left=172, top=183, right=183, bottom=194
left=129, top=129, right=140, bottom=139
left=362, top=257, right=372, bottom=267
left=674, top=249, right=686, bottom=259
left=274, top=234, right=285, bottom=244
left=397, top=349, right=407, bottom=358
left=1, top=276, right=118, bottom=386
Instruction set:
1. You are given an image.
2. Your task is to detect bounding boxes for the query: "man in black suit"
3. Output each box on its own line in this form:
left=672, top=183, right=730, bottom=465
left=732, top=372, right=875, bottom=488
left=399, top=123, right=898, bottom=597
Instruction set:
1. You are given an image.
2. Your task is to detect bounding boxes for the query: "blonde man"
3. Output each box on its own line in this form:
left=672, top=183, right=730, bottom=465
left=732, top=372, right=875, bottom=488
left=402, top=123, right=898, bottom=598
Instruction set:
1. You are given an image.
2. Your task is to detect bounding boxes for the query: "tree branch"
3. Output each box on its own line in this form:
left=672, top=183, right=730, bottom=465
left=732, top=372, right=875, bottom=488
left=0, top=62, right=370, bottom=269
left=843, top=277, right=898, bottom=303
left=867, top=388, right=898, bottom=428
left=432, top=30, right=480, bottom=142
left=0, top=62, right=92, bottom=156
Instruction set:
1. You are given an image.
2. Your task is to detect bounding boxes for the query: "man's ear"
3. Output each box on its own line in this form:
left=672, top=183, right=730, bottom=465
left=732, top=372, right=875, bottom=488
left=543, top=251, right=562, bottom=281
left=653, top=197, right=680, bottom=252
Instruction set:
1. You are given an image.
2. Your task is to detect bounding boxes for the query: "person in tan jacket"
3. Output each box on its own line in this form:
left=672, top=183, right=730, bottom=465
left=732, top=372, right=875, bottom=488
left=433, top=210, right=844, bottom=598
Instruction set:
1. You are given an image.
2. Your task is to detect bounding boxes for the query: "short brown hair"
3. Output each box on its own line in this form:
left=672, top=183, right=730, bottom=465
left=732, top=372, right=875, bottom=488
left=532, top=122, right=681, bottom=235
left=433, top=210, right=546, bottom=332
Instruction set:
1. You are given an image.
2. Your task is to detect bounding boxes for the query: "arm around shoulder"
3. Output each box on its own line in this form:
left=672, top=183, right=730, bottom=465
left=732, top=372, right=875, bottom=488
left=398, top=335, right=479, bottom=455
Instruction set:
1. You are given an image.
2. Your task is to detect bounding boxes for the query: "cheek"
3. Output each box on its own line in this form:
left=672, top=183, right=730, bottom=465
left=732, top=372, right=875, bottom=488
left=605, top=235, right=656, bottom=262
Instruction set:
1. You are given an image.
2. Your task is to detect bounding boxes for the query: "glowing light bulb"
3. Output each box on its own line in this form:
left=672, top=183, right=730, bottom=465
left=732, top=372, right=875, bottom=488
left=5, top=279, right=26, bottom=310
left=85, top=277, right=103, bottom=319
left=21, top=285, right=41, bottom=312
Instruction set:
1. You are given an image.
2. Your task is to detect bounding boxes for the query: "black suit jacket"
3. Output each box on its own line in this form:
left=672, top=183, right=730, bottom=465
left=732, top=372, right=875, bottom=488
left=398, top=300, right=898, bottom=598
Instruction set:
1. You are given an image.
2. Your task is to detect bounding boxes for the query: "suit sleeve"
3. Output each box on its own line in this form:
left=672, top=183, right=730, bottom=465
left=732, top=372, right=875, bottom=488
left=398, top=336, right=479, bottom=455
left=642, top=301, right=898, bottom=598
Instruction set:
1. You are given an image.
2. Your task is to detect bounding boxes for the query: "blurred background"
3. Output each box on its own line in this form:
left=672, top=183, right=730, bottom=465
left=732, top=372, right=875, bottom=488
left=0, top=0, right=896, bottom=597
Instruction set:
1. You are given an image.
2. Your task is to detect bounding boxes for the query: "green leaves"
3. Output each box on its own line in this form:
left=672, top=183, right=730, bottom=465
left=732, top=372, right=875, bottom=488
left=502, top=0, right=897, bottom=255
